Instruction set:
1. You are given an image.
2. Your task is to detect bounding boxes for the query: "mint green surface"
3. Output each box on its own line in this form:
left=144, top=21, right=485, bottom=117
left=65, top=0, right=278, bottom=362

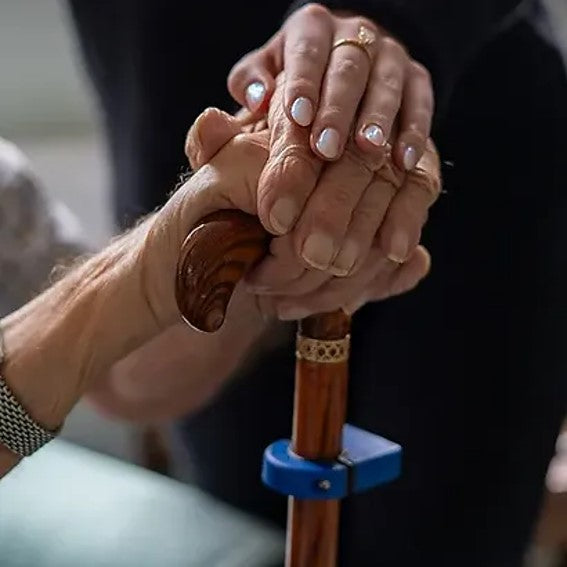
left=0, top=441, right=284, bottom=567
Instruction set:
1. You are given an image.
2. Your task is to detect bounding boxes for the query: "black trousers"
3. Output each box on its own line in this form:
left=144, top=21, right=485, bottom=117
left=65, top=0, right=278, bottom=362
left=70, top=2, right=567, bottom=564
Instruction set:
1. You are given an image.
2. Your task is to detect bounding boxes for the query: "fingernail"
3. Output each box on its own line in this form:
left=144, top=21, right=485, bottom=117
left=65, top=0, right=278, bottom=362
left=362, top=124, right=385, bottom=147
left=269, top=197, right=298, bottom=234
left=330, top=239, right=358, bottom=276
left=302, top=232, right=335, bottom=270
left=315, top=128, right=340, bottom=159
left=403, top=145, right=418, bottom=171
left=245, top=81, right=266, bottom=111
left=277, top=305, right=312, bottom=321
left=388, top=231, right=408, bottom=264
left=290, top=97, right=314, bottom=126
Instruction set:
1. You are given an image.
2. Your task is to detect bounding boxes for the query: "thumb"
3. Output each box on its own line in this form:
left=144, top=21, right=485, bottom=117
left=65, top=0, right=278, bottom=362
left=228, top=32, right=283, bottom=114
left=184, top=107, right=242, bottom=170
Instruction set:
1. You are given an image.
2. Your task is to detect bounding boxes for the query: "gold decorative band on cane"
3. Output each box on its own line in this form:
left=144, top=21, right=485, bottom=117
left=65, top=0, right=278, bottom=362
left=296, top=335, right=350, bottom=364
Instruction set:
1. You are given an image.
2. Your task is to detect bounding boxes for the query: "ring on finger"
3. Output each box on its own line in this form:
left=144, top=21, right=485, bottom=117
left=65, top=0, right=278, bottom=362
left=332, top=25, right=377, bottom=63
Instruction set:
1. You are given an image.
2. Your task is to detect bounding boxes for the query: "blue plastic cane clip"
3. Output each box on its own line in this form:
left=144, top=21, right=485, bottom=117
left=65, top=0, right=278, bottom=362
left=261, top=425, right=402, bottom=500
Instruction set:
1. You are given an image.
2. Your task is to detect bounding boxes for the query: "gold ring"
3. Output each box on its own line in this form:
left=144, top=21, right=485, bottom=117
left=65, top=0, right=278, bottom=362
left=332, top=25, right=376, bottom=62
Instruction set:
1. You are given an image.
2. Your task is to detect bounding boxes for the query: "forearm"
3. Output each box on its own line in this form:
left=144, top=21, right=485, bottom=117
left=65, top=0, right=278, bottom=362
left=0, top=180, right=212, bottom=476
left=0, top=222, right=155, bottom=475
left=87, top=294, right=283, bottom=422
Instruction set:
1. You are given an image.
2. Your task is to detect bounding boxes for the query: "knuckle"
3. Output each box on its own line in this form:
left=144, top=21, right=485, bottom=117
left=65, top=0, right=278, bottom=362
left=310, top=208, right=342, bottom=235
left=343, top=144, right=382, bottom=173
left=287, top=76, right=318, bottom=98
left=404, top=115, right=430, bottom=135
left=376, top=71, right=403, bottom=93
left=308, top=197, right=351, bottom=236
left=360, top=188, right=391, bottom=218
left=372, top=93, right=401, bottom=119
left=380, top=36, right=407, bottom=58
left=409, top=101, right=434, bottom=122
left=332, top=56, right=364, bottom=80
left=351, top=205, right=377, bottom=228
left=410, top=61, right=431, bottom=82
left=300, top=3, right=330, bottom=21
left=279, top=145, right=320, bottom=180
left=330, top=185, right=353, bottom=209
left=293, top=38, right=324, bottom=64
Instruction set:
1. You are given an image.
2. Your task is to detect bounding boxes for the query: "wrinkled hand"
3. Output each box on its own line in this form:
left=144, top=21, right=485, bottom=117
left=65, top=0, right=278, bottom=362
left=227, top=4, right=437, bottom=277
left=180, top=85, right=438, bottom=321
left=92, top=83, right=438, bottom=422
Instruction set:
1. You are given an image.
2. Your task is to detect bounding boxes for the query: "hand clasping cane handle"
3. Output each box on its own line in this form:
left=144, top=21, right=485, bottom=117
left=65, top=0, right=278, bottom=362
left=176, top=210, right=350, bottom=567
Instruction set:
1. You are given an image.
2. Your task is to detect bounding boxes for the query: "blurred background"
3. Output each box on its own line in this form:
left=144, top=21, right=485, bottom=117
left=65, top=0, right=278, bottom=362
left=0, top=0, right=137, bottom=462
left=0, top=1, right=566, bottom=566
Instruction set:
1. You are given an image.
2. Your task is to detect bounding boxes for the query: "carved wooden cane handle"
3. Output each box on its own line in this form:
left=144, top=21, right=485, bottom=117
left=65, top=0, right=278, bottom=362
left=176, top=209, right=350, bottom=567
left=175, top=210, right=270, bottom=332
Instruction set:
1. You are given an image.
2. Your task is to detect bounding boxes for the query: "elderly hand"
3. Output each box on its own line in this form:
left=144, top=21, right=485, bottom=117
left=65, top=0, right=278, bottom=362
left=175, top=79, right=439, bottom=323
left=227, top=4, right=436, bottom=272
left=0, top=71, right=437, bottom=467
left=90, top=95, right=438, bottom=421
left=178, top=109, right=434, bottom=323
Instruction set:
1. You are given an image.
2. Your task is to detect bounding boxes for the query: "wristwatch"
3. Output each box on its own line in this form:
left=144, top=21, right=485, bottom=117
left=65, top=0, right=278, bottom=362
left=0, top=326, right=60, bottom=457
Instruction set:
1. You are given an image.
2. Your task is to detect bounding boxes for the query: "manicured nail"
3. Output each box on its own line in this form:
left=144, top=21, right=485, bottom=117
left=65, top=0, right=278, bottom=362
left=245, top=81, right=266, bottom=111
left=269, top=197, right=298, bottom=234
left=330, top=239, right=358, bottom=276
left=301, top=232, right=335, bottom=270
left=315, top=128, right=340, bottom=159
left=362, top=124, right=385, bottom=147
left=388, top=231, right=408, bottom=264
left=403, top=145, right=418, bottom=170
left=290, top=97, right=314, bottom=126
left=277, top=305, right=312, bottom=321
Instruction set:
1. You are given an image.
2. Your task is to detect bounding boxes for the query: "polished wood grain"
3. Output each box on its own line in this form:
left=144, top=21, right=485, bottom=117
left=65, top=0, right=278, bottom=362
left=287, top=312, right=350, bottom=567
left=176, top=212, right=351, bottom=567
left=176, top=211, right=270, bottom=332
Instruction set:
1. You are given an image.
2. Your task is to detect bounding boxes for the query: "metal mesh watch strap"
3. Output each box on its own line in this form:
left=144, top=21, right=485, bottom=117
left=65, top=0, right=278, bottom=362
left=0, top=326, right=59, bottom=457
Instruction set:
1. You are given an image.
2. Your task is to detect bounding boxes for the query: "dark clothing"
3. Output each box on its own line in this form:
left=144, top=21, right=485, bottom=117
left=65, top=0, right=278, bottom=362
left=289, top=0, right=533, bottom=113
left=69, top=1, right=567, bottom=565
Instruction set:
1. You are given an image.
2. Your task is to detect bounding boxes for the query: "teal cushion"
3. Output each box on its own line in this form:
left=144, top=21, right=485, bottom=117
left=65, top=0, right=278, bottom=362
left=0, top=440, right=284, bottom=566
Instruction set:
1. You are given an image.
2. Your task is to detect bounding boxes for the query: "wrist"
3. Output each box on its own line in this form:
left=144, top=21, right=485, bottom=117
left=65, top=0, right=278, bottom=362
left=0, top=224, right=163, bottom=429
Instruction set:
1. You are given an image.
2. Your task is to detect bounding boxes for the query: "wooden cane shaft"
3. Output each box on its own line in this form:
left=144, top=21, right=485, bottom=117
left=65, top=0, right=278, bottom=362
left=287, top=358, right=348, bottom=567
left=287, top=499, right=340, bottom=567
left=285, top=313, right=350, bottom=567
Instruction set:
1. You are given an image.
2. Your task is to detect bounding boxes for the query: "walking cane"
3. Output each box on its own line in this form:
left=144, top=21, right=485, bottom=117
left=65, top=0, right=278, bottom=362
left=176, top=210, right=402, bottom=567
